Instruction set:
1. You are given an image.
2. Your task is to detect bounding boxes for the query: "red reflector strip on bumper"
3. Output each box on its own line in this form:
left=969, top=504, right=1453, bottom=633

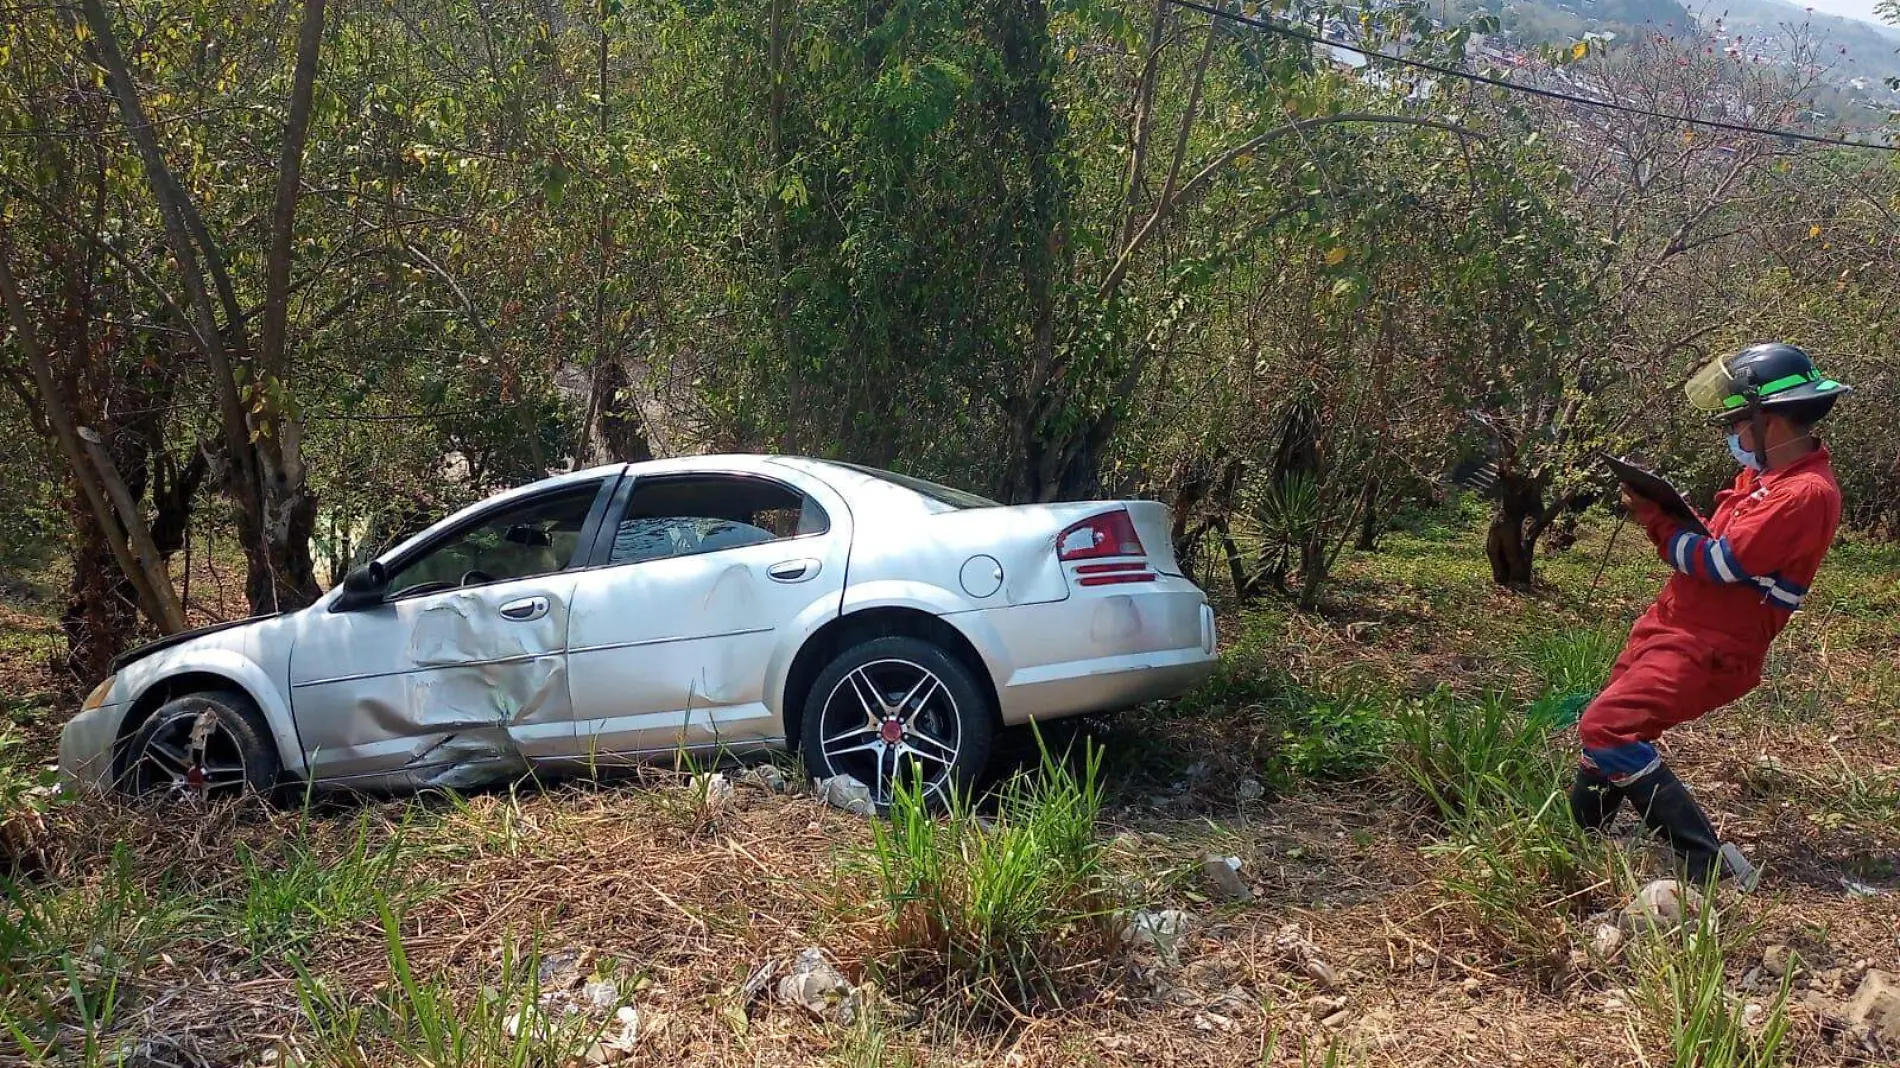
left=1077, top=572, right=1158, bottom=586
left=1074, top=561, right=1149, bottom=574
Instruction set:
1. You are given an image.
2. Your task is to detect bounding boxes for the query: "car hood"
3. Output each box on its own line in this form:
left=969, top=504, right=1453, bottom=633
left=110, top=613, right=281, bottom=673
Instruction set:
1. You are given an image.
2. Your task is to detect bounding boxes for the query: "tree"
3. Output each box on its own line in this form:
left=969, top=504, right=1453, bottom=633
left=73, top=0, right=329, bottom=613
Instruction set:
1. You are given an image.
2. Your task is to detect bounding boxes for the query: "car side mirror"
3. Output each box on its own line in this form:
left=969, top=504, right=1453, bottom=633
left=332, top=560, right=388, bottom=612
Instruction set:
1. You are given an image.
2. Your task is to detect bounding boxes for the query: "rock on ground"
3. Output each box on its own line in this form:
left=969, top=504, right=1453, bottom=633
left=815, top=775, right=875, bottom=816
left=1620, top=879, right=1704, bottom=936
left=1589, top=923, right=1625, bottom=963
left=691, top=772, right=735, bottom=809
left=1123, top=909, right=1193, bottom=962
left=1846, top=970, right=1900, bottom=1046
left=1200, top=853, right=1253, bottom=902
left=1271, top=923, right=1340, bottom=989
left=740, top=764, right=791, bottom=793
left=1762, top=943, right=1800, bottom=978
left=775, top=948, right=860, bottom=1026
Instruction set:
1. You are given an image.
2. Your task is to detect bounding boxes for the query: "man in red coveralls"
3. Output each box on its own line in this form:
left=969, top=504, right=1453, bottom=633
left=1571, top=342, right=1853, bottom=886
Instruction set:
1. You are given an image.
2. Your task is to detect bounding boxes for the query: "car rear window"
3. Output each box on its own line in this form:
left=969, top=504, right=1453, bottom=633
left=827, top=462, right=1000, bottom=510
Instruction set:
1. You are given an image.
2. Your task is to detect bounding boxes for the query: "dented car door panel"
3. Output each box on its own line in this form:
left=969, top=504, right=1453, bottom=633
left=287, top=579, right=580, bottom=788
left=285, top=475, right=616, bottom=789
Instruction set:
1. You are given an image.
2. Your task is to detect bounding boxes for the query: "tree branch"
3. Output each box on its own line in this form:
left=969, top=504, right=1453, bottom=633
left=259, top=0, right=327, bottom=380
left=78, top=0, right=255, bottom=483
left=1098, top=113, right=1485, bottom=301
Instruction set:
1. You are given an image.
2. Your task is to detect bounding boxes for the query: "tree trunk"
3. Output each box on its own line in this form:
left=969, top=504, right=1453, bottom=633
left=1486, top=469, right=1545, bottom=587
left=1356, top=478, right=1380, bottom=551
left=0, top=223, right=186, bottom=634
left=581, top=358, right=655, bottom=464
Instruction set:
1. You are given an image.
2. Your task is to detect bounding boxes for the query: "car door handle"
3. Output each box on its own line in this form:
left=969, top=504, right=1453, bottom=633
left=766, top=558, right=820, bottom=583
left=499, top=596, right=550, bottom=621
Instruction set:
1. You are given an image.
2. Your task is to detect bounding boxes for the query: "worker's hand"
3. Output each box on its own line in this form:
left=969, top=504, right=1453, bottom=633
left=1620, top=483, right=1661, bottom=523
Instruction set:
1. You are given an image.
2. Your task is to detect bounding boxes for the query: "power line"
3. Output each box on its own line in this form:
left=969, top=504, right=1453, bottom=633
left=1161, top=0, right=1900, bottom=153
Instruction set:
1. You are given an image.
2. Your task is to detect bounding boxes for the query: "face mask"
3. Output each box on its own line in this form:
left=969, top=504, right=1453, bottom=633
left=1727, top=431, right=1763, bottom=472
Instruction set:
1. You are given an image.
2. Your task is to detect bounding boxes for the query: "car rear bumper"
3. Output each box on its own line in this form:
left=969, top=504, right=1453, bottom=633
left=969, top=581, right=1219, bottom=724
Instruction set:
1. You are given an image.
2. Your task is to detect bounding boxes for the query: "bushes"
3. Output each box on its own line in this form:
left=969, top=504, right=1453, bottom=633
left=1135, top=647, right=1397, bottom=794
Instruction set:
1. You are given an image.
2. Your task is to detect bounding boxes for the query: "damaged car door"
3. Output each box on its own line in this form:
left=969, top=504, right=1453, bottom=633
left=287, top=477, right=615, bottom=789
left=562, top=469, right=849, bottom=764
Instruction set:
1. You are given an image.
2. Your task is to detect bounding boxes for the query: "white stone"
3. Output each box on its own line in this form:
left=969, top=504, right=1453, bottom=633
left=1123, top=909, right=1193, bottom=960
left=1846, top=970, right=1900, bottom=1046
left=1590, top=923, right=1625, bottom=962
left=1621, top=879, right=1703, bottom=936
left=742, top=764, right=790, bottom=793
left=816, top=775, right=875, bottom=816
left=581, top=978, right=620, bottom=1011
left=1762, top=944, right=1799, bottom=978
left=775, top=948, right=859, bottom=1026
left=692, top=772, right=735, bottom=808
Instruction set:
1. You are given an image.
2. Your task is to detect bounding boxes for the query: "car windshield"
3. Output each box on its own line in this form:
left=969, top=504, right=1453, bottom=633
left=827, top=462, right=1000, bottom=510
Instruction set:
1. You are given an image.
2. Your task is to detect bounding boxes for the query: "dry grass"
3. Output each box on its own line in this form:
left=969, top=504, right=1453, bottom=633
left=3, top=511, right=1897, bottom=1066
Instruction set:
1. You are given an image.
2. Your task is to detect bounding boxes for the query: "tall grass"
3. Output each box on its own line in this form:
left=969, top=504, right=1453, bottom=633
left=1394, top=688, right=1604, bottom=965
left=1115, top=654, right=1394, bottom=794
left=1517, top=625, right=1621, bottom=698
left=1628, top=900, right=1795, bottom=1068
left=1518, top=625, right=1620, bottom=729
left=293, top=899, right=623, bottom=1067
left=230, top=809, right=412, bottom=955
left=1, top=845, right=209, bottom=1062
left=862, top=735, right=1114, bottom=1007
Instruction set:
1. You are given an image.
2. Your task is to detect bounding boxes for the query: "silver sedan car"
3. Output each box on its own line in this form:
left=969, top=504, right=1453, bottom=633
left=60, top=455, right=1218, bottom=805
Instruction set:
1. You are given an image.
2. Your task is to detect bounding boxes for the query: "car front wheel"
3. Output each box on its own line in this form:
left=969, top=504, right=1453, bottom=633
left=120, top=690, right=281, bottom=800
left=800, top=636, right=992, bottom=811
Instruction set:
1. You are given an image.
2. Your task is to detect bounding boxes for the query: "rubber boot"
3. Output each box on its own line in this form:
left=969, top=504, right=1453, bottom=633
left=1618, top=763, right=1724, bottom=885
left=1568, top=766, right=1624, bottom=834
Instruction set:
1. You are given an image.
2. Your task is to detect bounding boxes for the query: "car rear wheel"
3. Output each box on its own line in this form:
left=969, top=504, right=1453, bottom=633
left=120, top=690, right=280, bottom=800
left=800, top=636, right=992, bottom=811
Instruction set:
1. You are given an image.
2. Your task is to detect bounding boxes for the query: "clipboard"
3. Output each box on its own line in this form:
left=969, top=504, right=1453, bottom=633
left=1602, top=455, right=1709, bottom=537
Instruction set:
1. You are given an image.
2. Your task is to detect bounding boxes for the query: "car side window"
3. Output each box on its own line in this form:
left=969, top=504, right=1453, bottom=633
left=607, top=476, right=827, bottom=566
left=388, top=483, right=601, bottom=598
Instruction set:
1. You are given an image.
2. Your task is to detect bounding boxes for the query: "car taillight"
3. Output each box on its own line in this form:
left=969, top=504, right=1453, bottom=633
left=1058, top=510, right=1156, bottom=585
left=1057, top=509, right=1146, bottom=561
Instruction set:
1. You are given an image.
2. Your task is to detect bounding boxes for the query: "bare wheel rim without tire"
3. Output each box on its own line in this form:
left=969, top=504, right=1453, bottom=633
left=135, top=708, right=251, bottom=799
left=817, top=658, right=962, bottom=807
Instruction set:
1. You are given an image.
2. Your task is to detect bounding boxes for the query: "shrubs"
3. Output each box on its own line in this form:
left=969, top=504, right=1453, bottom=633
left=1518, top=625, right=1619, bottom=729
left=1275, top=691, right=1396, bottom=784
left=861, top=737, right=1115, bottom=1007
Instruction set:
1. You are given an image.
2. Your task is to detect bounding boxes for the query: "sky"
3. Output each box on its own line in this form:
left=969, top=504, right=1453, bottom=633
left=1795, top=0, right=1889, bottom=28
